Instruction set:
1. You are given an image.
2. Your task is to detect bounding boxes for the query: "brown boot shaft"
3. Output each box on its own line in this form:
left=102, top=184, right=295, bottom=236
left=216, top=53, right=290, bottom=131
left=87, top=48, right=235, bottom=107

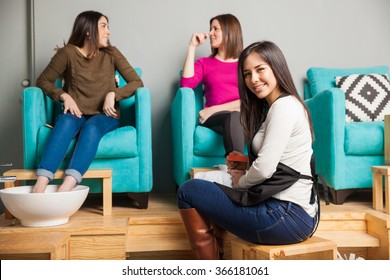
left=179, top=208, right=219, bottom=260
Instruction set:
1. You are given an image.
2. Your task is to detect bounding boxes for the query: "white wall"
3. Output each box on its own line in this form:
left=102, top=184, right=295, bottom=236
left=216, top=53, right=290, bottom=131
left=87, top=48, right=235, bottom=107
left=21, top=0, right=390, bottom=192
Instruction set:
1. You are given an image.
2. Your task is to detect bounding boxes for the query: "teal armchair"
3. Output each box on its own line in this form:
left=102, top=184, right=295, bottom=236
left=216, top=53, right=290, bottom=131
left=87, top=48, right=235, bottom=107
left=304, top=66, right=388, bottom=204
left=22, top=68, right=153, bottom=208
left=171, top=85, right=229, bottom=187
left=171, top=84, right=247, bottom=187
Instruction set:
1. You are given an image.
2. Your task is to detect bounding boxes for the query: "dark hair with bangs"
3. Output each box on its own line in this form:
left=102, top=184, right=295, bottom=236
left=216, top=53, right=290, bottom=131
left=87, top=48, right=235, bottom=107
left=209, top=14, right=243, bottom=59
left=237, top=41, right=313, bottom=141
left=67, top=10, right=111, bottom=54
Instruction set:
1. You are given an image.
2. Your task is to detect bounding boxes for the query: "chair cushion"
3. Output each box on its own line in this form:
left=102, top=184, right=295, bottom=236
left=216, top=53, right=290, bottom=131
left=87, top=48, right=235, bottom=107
left=344, top=121, right=384, bottom=155
left=306, top=66, right=389, bottom=97
left=37, top=126, right=138, bottom=159
left=194, top=126, right=226, bottom=156
left=335, top=74, right=390, bottom=122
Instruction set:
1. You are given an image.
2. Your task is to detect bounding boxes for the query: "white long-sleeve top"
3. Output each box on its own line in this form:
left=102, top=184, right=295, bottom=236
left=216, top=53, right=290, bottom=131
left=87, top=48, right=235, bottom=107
left=238, top=95, right=317, bottom=216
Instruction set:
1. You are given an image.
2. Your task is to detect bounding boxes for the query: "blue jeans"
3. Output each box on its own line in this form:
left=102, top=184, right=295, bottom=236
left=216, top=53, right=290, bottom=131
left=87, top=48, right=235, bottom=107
left=37, top=113, right=120, bottom=183
left=177, top=178, right=317, bottom=245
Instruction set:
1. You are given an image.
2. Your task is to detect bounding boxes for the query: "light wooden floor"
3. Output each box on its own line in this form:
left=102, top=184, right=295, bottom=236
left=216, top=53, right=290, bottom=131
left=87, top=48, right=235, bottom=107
left=1, top=190, right=390, bottom=260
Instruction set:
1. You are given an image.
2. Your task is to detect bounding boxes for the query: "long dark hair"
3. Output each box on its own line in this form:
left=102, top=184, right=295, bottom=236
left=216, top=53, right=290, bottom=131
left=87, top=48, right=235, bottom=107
left=238, top=41, right=313, bottom=141
left=67, top=10, right=111, bottom=54
left=209, top=14, right=243, bottom=59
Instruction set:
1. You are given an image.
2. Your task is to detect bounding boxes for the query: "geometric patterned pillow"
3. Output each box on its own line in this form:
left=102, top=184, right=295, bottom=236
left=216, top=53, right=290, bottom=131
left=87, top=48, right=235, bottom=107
left=335, top=73, right=390, bottom=122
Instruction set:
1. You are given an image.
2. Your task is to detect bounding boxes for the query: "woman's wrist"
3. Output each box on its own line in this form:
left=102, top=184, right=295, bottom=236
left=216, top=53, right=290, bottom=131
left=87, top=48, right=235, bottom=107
left=106, top=91, right=116, bottom=99
left=60, top=93, right=67, bottom=102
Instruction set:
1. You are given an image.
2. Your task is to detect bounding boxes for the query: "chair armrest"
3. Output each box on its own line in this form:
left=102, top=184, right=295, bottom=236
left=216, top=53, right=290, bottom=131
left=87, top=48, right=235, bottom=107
left=170, top=87, right=199, bottom=185
left=134, top=87, right=153, bottom=190
left=22, top=87, right=47, bottom=169
left=305, top=88, right=346, bottom=186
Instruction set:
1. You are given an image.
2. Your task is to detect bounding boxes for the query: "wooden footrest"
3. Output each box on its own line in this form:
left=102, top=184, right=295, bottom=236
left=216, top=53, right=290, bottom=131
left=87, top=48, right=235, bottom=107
left=371, top=166, right=390, bottom=214
left=231, top=236, right=337, bottom=260
left=0, top=232, right=69, bottom=260
left=2, top=169, right=112, bottom=217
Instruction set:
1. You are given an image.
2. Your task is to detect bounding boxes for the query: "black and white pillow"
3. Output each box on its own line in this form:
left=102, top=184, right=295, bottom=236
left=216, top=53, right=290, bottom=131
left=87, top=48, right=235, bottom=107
left=335, top=73, right=390, bottom=122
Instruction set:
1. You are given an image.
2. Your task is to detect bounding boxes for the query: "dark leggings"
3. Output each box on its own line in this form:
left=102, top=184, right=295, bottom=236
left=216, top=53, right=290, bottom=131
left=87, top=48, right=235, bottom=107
left=203, top=110, right=244, bottom=156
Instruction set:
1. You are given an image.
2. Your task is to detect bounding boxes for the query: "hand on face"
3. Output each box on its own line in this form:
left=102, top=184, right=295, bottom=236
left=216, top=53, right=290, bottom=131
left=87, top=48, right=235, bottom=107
left=190, top=32, right=208, bottom=47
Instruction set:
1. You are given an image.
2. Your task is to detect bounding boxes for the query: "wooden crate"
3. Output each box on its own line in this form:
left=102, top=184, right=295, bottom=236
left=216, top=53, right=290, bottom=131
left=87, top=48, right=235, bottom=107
left=231, top=236, right=337, bottom=260
left=371, top=166, right=390, bottom=214
left=0, top=232, right=69, bottom=260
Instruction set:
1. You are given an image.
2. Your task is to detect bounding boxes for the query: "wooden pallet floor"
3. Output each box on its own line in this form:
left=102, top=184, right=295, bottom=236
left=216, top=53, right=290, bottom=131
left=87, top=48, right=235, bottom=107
left=1, top=190, right=390, bottom=260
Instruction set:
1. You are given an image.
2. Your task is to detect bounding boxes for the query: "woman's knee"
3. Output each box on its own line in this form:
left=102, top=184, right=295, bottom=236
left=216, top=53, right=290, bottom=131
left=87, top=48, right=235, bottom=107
left=177, top=179, right=201, bottom=199
left=84, top=115, right=120, bottom=135
left=177, top=179, right=213, bottom=209
left=177, top=179, right=196, bottom=209
left=55, top=113, right=84, bottom=130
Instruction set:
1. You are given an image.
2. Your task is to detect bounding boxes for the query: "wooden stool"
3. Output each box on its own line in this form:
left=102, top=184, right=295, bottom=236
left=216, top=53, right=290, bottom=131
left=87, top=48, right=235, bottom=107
left=0, top=232, right=69, bottom=260
left=231, top=236, right=337, bottom=260
left=371, top=166, right=390, bottom=214
left=2, top=169, right=113, bottom=218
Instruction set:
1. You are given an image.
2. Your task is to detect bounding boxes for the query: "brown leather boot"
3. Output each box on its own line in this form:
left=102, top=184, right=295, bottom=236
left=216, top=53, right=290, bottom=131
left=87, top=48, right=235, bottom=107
left=179, top=208, right=219, bottom=260
left=212, top=223, right=227, bottom=260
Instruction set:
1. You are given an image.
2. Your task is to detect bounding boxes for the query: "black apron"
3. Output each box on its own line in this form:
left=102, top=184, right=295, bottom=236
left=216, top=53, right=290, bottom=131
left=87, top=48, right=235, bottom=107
left=215, top=162, right=312, bottom=206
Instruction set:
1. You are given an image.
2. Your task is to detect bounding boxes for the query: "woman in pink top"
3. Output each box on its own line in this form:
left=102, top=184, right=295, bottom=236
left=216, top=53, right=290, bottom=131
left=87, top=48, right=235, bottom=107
left=180, top=14, right=245, bottom=157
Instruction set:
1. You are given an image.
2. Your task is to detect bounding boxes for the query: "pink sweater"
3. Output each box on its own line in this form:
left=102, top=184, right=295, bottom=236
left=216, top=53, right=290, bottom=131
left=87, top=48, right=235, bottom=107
left=180, top=56, right=239, bottom=107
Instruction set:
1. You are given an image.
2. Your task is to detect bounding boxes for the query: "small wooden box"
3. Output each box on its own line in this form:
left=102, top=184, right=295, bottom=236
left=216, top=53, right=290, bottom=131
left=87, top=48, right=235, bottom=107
left=0, top=232, right=69, bottom=260
left=371, top=166, right=390, bottom=214
left=231, top=236, right=337, bottom=260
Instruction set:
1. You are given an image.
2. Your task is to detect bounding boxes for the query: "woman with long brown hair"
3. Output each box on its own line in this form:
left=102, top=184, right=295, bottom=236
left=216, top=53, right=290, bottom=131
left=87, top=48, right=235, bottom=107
left=177, top=41, right=318, bottom=260
left=33, top=10, right=143, bottom=193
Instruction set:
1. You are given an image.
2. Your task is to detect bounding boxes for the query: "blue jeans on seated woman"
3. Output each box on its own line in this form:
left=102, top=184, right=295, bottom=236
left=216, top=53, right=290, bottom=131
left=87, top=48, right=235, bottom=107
left=37, top=112, right=120, bottom=183
left=177, top=178, right=317, bottom=245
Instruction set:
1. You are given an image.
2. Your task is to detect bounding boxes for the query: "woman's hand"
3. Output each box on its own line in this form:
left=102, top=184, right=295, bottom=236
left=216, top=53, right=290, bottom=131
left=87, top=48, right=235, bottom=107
left=190, top=32, right=208, bottom=47
left=103, top=91, right=117, bottom=118
left=227, top=153, right=248, bottom=188
left=182, top=32, right=208, bottom=78
left=229, top=169, right=245, bottom=188
left=198, top=106, right=216, bottom=124
left=198, top=100, right=241, bottom=124
left=61, top=93, right=82, bottom=118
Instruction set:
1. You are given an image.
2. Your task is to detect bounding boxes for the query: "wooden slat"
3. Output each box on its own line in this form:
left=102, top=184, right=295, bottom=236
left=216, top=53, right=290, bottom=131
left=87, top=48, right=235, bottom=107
left=317, top=220, right=367, bottom=231
left=70, top=234, right=126, bottom=260
left=0, top=232, right=69, bottom=260
left=314, top=231, right=380, bottom=247
left=127, top=234, right=191, bottom=252
left=231, top=236, right=337, bottom=260
left=3, top=169, right=112, bottom=180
